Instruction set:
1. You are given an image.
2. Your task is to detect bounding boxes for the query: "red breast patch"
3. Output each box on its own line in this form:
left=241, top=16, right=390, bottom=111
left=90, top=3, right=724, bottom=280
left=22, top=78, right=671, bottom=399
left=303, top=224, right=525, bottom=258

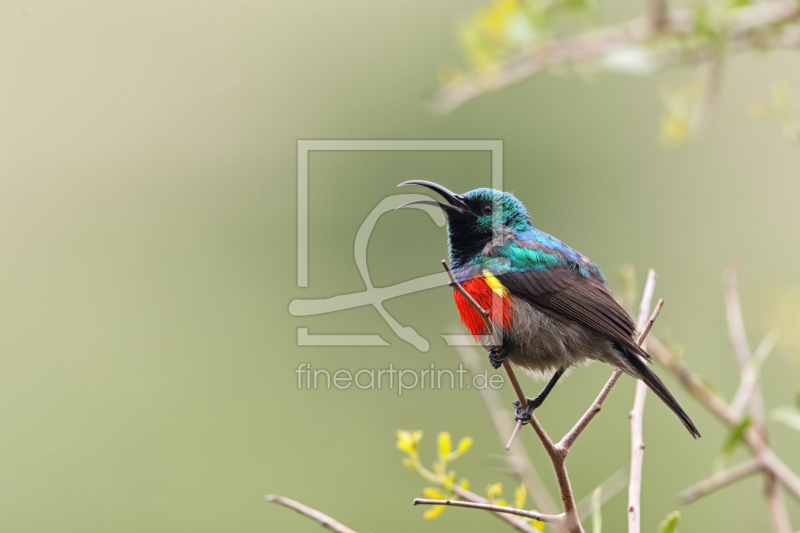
left=453, top=277, right=513, bottom=341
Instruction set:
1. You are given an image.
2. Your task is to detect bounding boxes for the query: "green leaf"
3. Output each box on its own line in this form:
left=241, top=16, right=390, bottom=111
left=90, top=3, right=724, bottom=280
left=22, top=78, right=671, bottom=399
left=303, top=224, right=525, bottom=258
left=715, top=416, right=751, bottom=472
left=591, top=486, right=602, bottom=533
left=658, top=511, right=681, bottom=533
left=772, top=406, right=800, bottom=432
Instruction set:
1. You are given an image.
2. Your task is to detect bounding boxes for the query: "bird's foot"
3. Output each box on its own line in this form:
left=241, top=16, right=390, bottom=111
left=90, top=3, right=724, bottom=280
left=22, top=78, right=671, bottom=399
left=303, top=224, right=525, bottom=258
left=488, top=345, right=509, bottom=369
left=513, top=396, right=544, bottom=424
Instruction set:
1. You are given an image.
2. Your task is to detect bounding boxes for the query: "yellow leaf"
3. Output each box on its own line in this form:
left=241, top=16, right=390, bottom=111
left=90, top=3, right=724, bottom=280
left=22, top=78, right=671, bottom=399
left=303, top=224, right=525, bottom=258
left=401, top=457, right=416, bottom=470
left=396, top=430, right=419, bottom=455
left=486, top=483, right=503, bottom=501
left=495, top=498, right=508, bottom=507
left=438, top=432, right=452, bottom=459
left=456, top=437, right=473, bottom=455
left=423, top=505, right=446, bottom=520
left=514, top=483, right=527, bottom=509
left=422, top=488, right=447, bottom=500
left=458, top=478, right=470, bottom=490
left=531, top=518, right=545, bottom=531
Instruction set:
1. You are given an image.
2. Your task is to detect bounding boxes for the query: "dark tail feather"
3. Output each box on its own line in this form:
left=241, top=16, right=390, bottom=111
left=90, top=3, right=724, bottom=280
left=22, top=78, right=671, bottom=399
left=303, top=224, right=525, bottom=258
left=624, top=345, right=701, bottom=439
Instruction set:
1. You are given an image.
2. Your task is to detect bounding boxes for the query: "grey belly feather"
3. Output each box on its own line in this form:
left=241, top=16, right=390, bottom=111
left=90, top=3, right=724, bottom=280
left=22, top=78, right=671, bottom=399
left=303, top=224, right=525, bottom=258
left=481, top=295, right=639, bottom=382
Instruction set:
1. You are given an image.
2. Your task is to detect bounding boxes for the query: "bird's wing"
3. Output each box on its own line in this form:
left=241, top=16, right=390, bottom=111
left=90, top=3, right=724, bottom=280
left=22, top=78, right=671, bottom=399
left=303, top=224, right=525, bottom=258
left=496, top=266, right=650, bottom=360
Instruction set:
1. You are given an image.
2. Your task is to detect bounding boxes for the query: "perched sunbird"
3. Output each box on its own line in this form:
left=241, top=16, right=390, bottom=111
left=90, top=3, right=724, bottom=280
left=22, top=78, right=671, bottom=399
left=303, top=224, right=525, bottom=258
left=399, top=180, right=700, bottom=438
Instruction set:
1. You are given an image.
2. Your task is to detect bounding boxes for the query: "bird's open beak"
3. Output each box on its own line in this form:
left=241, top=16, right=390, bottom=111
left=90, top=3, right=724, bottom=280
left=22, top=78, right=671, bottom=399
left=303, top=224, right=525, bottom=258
left=395, top=180, right=470, bottom=215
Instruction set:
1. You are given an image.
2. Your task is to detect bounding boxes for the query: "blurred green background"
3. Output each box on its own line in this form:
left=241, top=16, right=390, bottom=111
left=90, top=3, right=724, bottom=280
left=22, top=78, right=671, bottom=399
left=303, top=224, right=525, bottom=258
left=1, top=1, right=800, bottom=531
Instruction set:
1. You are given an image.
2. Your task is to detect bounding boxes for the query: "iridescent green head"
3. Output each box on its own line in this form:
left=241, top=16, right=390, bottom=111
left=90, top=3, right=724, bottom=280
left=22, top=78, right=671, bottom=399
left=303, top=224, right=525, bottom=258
left=397, top=181, right=533, bottom=266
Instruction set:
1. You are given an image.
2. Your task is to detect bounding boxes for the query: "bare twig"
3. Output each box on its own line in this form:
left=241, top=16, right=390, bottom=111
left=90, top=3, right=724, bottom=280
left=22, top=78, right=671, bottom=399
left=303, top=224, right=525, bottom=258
left=628, top=270, right=658, bottom=533
left=649, top=0, right=669, bottom=33
left=729, top=359, right=758, bottom=421
left=650, top=335, right=800, bottom=505
left=678, top=459, right=763, bottom=504
left=413, top=498, right=560, bottom=523
left=441, top=262, right=532, bottom=450
left=529, top=279, right=662, bottom=532
left=442, top=261, right=500, bottom=347
left=265, top=495, right=359, bottom=533
left=648, top=338, right=733, bottom=422
left=723, top=266, right=751, bottom=369
left=410, top=446, right=541, bottom=533
left=506, top=422, right=524, bottom=452
left=558, top=299, right=663, bottom=453
left=450, top=483, right=544, bottom=533
left=455, top=343, right=559, bottom=514
left=628, top=379, right=648, bottom=533
left=442, top=260, right=581, bottom=532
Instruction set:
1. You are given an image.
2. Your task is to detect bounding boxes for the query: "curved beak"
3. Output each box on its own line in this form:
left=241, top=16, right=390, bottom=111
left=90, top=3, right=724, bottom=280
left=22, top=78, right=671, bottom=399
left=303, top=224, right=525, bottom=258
left=395, top=180, right=470, bottom=214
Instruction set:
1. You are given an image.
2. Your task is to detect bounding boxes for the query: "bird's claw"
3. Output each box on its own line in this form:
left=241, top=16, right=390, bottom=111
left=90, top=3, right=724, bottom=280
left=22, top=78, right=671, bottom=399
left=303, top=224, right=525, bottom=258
left=513, top=397, right=542, bottom=424
left=488, top=345, right=508, bottom=369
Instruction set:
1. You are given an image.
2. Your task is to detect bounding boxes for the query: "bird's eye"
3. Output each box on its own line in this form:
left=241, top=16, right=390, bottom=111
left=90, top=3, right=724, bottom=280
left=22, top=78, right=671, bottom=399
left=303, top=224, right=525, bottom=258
left=482, top=204, right=492, bottom=215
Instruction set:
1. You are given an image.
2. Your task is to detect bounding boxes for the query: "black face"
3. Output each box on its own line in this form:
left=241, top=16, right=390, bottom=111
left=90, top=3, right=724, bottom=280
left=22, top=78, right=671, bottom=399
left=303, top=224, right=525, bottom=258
left=397, top=180, right=504, bottom=268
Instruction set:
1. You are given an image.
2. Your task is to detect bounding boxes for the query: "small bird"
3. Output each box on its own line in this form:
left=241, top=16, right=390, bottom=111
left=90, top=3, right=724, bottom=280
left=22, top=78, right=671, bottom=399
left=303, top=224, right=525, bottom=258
left=399, top=180, right=700, bottom=438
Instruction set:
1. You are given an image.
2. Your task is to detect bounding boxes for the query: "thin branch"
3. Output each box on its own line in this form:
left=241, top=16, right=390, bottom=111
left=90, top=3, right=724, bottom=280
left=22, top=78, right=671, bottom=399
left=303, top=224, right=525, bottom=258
left=648, top=338, right=733, bottom=423
left=442, top=260, right=499, bottom=347
left=723, top=265, right=751, bottom=369
left=413, top=498, right=560, bottom=523
left=506, top=422, right=523, bottom=451
left=442, top=260, right=582, bottom=532
left=723, top=267, right=792, bottom=533
left=649, top=0, right=669, bottom=33
left=678, top=459, right=763, bottom=504
left=558, top=299, right=663, bottom=452
left=450, top=483, right=544, bottom=533
left=265, top=495, right=359, bottom=533
left=455, top=343, right=559, bottom=514
left=628, top=380, right=648, bottom=533
left=441, top=262, right=534, bottom=449
left=753, top=446, right=800, bottom=504
left=729, top=358, right=758, bottom=421
left=411, top=447, right=542, bottom=533
left=559, top=369, right=623, bottom=452
left=441, top=262, right=665, bottom=533
left=430, top=0, right=800, bottom=113
left=649, top=337, right=800, bottom=504
left=628, top=270, right=658, bottom=533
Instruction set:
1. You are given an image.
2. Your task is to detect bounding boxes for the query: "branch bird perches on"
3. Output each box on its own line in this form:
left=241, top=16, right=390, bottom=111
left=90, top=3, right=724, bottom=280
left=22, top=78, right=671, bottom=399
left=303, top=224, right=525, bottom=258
left=435, top=261, right=663, bottom=533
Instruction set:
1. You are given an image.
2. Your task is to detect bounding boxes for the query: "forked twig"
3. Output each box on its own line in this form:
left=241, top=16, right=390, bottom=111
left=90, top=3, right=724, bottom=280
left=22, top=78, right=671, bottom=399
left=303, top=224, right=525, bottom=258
left=455, top=343, right=559, bottom=514
left=439, top=260, right=663, bottom=533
